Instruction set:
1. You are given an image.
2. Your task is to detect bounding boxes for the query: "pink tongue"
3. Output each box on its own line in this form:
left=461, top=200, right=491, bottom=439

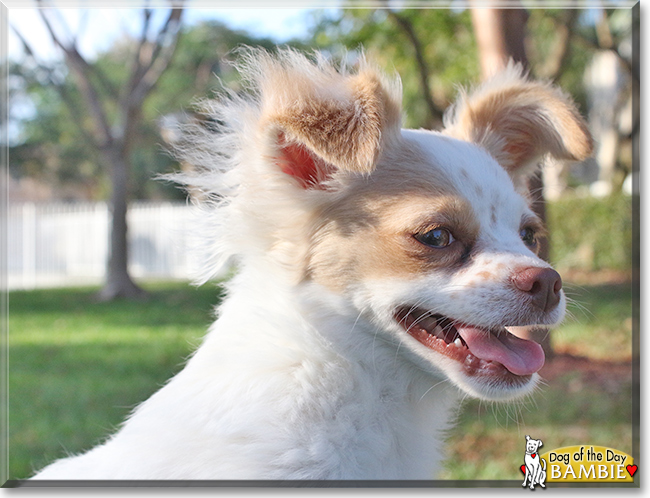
left=456, top=326, right=545, bottom=376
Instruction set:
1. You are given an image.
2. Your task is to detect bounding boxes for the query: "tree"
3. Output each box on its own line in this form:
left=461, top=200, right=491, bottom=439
left=12, top=6, right=185, bottom=300
left=310, top=7, right=479, bottom=129
left=10, top=13, right=306, bottom=299
left=384, top=7, right=444, bottom=128
left=10, top=19, right=285, bottom=202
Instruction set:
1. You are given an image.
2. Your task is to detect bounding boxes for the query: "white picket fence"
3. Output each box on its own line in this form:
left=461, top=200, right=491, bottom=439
left=8, top=202, right=197, bottom=290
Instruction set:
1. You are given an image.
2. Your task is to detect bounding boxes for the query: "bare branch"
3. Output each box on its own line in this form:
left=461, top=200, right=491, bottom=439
left=386, top=8, right=444, bottom=128
left=127, top=8, right=153, bottom=88
left=10, top=24, right=98, bottom=146
left=539, top=8, right=635, bottom=83
left=37, top=8, right=114, bottom=148
left=537, top=10, right=579, bottom=81
left=131, top=8, right=184, bottom=101
left=120, top=7, right=184, bottom=144
left=140, top=8, right=154, bottom=52
left=75, top=6, right=180, bottom=158
left=52, top=8, right=76, bottom=48
left=35, top=5, right=120, bottom=100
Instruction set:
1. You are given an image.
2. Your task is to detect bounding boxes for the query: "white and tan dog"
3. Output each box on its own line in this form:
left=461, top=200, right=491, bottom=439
left=523, top=435, right=546, bottom=489
left=33, top=49, right=592, bottom=480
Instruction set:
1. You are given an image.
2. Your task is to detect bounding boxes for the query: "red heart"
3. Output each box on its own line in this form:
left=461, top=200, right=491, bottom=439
left=626, top=464, right=637, bottom=477
left=532, top=453, right=536, bottom=458
left=520, top=465, right=526, bottom=474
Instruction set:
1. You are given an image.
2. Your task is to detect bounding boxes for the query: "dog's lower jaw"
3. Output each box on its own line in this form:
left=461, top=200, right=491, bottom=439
left=389, top=307, right=544, bottom=402
left=389, top=336, right=540, bottom=404
left=33, top=277, right=459, bottom=480
left=405, top=336, right=541, bottom=403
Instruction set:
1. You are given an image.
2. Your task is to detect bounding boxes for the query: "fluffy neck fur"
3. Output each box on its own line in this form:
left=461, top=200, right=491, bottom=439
left=184, top=264, right=461, bottom=479
left=35, top=260, right=460, bottom=480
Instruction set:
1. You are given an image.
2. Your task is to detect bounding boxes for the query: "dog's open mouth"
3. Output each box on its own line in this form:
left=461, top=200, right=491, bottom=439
left=394, top=307, right=545, bottom=378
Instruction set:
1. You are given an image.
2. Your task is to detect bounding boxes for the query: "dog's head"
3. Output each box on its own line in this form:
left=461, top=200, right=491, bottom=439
left=525, top=435, right=543, bottom=454
left=182, top=49, right=592, bottom=402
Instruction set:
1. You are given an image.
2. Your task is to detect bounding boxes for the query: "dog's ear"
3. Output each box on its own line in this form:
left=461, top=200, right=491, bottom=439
left=257, top=51, right=402, bottom=189
left=444, top=63, right=593, bottom=191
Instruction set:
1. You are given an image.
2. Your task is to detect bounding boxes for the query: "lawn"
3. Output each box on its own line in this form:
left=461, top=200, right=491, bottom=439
left=8, top=281, right=222, bottom=479
left=6, top=278, right=634, bottom=482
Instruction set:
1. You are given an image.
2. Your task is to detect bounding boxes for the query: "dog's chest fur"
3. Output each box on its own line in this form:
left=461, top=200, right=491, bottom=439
left=36, top=272, right=458, bottom=479
left=183, top=276, right=460, bottom=479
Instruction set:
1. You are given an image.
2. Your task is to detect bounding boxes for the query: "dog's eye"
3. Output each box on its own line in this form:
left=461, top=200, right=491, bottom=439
left=414, top=228, right=455, bottom=248
left=520, top=227, right=537, bottom=248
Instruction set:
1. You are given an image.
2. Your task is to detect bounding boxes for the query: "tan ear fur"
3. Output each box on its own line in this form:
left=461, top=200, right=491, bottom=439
left=444, top=63, right=593, bottom=184
left=256, top=51, right=402, bottom=176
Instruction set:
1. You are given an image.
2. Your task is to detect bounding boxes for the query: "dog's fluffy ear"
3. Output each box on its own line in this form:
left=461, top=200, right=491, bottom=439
left=444, top=62, right=593, bottom=191
left=253, top=50, right=402, bottom=189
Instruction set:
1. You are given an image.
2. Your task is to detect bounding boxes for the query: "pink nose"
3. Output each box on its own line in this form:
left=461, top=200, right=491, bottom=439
left=512, top=267, right=562, bottom=312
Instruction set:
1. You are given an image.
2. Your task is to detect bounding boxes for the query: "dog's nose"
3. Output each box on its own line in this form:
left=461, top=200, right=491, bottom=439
left=512, top=267, right=562, bottom=312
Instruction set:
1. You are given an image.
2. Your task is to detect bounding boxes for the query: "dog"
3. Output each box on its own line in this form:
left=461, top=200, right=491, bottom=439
left=32, top=49, right=592, bottom=480
left=522, top=435, right=546, bottom=488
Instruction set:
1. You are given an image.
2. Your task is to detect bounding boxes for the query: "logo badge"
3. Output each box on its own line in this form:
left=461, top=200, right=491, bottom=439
left=521, top=435, right=547, bottom=489
left=518, top=441, right=636, bottom=485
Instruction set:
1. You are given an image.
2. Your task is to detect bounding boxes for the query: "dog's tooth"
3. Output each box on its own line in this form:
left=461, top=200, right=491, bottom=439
left=464, top=354, right=480, bottom=368
left=454, top=338, right=463, bottom=348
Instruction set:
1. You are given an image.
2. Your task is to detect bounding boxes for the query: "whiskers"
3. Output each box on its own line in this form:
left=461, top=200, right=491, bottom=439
left=470, top=389, right=540, bottom=433
left=417, top=377, right=454, bottom=404
left=562, top=283, right=594, bottom=322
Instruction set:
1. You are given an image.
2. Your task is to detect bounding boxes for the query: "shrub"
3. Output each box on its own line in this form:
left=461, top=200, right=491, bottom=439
left=547, top=193, right=633, bottom=272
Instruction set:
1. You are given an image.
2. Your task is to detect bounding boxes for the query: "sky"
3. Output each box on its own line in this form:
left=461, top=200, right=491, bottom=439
left=6, top=6, right=329, bottom=143
left=7, top=7, right=325, bottom=62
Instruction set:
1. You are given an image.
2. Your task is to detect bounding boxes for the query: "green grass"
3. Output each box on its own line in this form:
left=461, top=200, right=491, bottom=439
left=547, top=194, right=633, bottom=272
left=554, top=281, right=633, bottom=361
left=439, top=370, right=633, bottom=480
left=8, top=281, right=223, bottom=479
left=7, top=279, right=633, bottom=481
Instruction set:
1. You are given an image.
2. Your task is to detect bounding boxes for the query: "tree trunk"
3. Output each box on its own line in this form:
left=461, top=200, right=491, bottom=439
left=471, top=6, right=553, bottom=356
left=471, top=8, right=528, bottom=77
left=32, top=6, right=183, bottom=301
left=96, top=146, right=147, bottom=301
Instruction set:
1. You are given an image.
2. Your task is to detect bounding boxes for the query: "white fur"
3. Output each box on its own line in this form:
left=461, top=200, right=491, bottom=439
left=32, top=49, right=590, bottom=480
left=33, top=273, right=459, bottom=479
